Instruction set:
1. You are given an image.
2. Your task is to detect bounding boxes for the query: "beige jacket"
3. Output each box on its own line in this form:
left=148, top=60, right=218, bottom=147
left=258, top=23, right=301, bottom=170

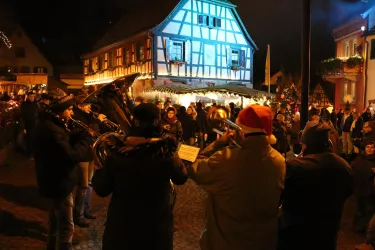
left=189, top=135, right=286, bottom=250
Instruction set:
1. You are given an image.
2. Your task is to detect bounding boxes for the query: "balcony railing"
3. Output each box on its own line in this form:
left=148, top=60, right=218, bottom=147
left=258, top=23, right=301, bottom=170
left=319, top=56, right=364, bottom=76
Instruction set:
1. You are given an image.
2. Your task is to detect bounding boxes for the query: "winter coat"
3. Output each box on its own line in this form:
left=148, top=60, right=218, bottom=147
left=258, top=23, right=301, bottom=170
left=351, top=118, right=364, bottom=139
left=352, top=154, right=375, bottom=197
left=20, top=99, right=38, bottom=128
left=342, top=115, right=354, bottom=132
left=33, top=114, right=93, bottom=199
left=92, top=137, right=188, bottom=250
left=278, top=153, right=352, bottom=250
left=161, top=117, right=183, bottom=141
left=178, top=113, right=197, bottom=141
left=189, top=134, right=286, bottom=250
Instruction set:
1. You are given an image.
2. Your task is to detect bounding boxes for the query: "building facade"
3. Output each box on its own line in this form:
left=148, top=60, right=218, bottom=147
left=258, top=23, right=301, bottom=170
left=322, top=4, right=375, bottom=111
left=83, top=0, right=258, bottom=96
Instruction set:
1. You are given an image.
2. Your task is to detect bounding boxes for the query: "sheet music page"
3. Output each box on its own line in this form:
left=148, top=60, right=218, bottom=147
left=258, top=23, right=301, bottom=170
left=177, top=144, right=200, bottom=162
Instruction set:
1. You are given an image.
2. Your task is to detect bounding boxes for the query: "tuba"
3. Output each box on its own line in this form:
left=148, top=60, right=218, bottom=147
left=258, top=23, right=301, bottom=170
left=84, top=73, right=140, bottom=168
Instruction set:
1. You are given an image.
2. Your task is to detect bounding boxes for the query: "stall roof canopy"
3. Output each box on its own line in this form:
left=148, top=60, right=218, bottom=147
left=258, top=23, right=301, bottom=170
left=191, top=83, right=274, bottom=97
left=144, top=83, right=192, bottom=94
left=144, top=83, right=273, bottom=97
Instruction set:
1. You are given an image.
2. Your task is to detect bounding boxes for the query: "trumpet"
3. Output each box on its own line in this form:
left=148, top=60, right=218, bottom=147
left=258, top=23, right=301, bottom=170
left=207, top=106, right=243, bottom=148
left=90, top=111, right=121, bottom=132
left=70, top=117, right=101, bottom=138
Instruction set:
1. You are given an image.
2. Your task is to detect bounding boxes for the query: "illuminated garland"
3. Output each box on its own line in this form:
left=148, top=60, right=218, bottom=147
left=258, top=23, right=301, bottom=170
left=0, top=30, right=11, bottom=49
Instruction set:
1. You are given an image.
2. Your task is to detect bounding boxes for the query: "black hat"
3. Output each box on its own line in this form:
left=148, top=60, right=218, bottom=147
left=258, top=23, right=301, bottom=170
left=26, top=91, right=35, bottom=96
left=133, top=103, right=160, bottom=123
left=41, top=93, right=52, bottom=100
left=50, top=95, right=74, bottom=113
left=302, top=120, right=331, bottom=147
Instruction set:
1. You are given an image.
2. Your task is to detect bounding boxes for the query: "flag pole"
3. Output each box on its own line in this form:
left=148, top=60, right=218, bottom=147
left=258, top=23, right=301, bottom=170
left=265, top=44, right=271, bottom=94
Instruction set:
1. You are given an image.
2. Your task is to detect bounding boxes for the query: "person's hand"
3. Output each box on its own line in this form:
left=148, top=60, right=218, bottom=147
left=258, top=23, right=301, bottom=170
left=163, top=125, right=171, bottom=130
left=97, top=114, right=107, bottom=122
left=216, top=130, right=234, bottom=146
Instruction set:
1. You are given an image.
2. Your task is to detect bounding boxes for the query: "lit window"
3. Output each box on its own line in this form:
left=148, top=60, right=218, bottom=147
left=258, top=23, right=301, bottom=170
left=139, top=46, right=145, bottom=61
left=353, top=40, right=357, bottom=56
left=231, top=49, right=239, bottom=65
left=171, top=41, right=183, bottom=61
left=345, top=44, right=350, bottom=57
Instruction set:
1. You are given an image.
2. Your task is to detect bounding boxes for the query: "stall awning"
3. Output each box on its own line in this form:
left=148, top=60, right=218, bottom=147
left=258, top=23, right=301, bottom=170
left=190, top=83, right=274, bottom=98
left=144, top=82, right=192, bottom=94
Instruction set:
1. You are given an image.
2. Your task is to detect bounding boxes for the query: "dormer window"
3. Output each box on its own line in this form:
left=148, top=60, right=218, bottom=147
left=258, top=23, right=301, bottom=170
left=198, top=15, right=221, bottom=28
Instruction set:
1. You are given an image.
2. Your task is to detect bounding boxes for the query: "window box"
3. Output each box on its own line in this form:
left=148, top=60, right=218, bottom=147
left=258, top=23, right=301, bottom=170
left=230, top=64, right=242, bottom=71
left=170, top=58, right=185, bottom=67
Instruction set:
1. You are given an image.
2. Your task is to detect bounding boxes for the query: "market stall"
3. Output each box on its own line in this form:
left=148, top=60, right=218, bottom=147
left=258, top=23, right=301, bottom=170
left=143, top=83, right=274, bottom=107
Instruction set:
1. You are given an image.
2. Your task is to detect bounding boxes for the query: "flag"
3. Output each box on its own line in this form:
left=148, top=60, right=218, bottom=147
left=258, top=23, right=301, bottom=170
left=265, top=44, right=271, bottom=93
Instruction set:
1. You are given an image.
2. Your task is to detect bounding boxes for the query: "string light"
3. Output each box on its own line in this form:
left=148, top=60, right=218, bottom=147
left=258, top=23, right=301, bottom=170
left=0, top=30, right=12, bottom=49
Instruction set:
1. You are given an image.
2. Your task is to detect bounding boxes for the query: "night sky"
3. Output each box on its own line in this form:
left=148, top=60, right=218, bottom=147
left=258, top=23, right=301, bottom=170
left=4, top=0, right=375, bottom=84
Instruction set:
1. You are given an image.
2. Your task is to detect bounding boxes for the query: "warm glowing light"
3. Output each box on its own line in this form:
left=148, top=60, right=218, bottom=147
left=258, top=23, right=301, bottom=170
left=361, top=26, right=365, bottom=31
left=0, top=31, right=12, bottom=49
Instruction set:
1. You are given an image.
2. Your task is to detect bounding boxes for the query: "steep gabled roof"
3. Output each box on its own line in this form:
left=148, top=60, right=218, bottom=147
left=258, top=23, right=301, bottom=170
left=94, top=0, right=257, bottom=51
left=94, top=0, right=179, bottom=50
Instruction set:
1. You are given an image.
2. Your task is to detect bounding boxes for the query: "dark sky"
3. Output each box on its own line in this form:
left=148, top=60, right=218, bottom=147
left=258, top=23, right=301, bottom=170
left=5, top=0, right=375, bottom=83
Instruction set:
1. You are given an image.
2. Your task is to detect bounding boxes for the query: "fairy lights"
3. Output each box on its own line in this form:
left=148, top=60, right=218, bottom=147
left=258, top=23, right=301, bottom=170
left=0, top=30, right=11, bottom=49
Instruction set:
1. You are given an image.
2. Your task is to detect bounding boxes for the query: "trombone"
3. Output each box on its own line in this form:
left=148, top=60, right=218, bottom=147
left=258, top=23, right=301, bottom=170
left=207, top=106, right=243, bottom=148
left=90, top=111, right=121, bottom=133
left=70, top=117, right=101, bottom=139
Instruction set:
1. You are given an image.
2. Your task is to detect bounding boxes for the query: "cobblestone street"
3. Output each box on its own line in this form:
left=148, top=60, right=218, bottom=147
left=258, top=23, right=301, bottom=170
left=0, top=147, right=367, bottom=249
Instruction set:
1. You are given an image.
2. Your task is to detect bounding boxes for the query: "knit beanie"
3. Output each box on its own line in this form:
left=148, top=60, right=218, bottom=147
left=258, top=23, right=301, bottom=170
left=236, top=105, right=277, bottom=144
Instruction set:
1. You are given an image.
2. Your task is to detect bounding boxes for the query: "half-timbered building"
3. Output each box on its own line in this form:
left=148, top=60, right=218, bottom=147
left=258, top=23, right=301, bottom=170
left=83, top=0, right=258, bottom=95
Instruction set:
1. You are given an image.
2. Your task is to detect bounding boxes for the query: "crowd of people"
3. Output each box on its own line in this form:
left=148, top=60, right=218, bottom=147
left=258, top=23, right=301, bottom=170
left=3, top=87, right=375, bottom=250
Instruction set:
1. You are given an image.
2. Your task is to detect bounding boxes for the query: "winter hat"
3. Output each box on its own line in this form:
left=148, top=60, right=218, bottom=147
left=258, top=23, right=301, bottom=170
left=75, top=94, right=89, bottom=106
left=49, top=95, right=74, bottom=113
left=131, top=103, right=162, bottom=138
left=301, top=120, right=331, bottom=148
left=236, top=105, right=277, bottom=144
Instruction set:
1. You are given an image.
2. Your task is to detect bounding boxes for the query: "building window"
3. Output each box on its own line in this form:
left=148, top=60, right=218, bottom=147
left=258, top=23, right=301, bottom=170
left=34, top=67, right=47, bottom=73
left=19, top=66, right=30, bottom=73
left=116, top=48, right=122, bottom=66
left=353, top=40, right=357, bottom=56
left=123, top=50, right=130, bottom=66
left=198, top=15, right=221, bottom=28
left=139, top=45, right=145, bottom=61
left=15, top=47, right=25, bottom=58
left=345, top=43, right=350, bottom=57
left=371, top=39, right=375, bottom=60
left=98, top=56, right=103, bottom=70
left=107, top=51, right=114, bottom=67
left=171, top=41, right=184, bottom=61
left=231, top=49, right=239, bottom=65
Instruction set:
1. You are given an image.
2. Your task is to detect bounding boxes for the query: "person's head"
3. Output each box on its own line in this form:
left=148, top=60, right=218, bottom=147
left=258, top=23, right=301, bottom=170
left=353, top=111, right=360, bottom=119
left=50, top=95, right=75, bottom=121
left=196, top=102, right=203, bottom=110
left=363, top=121, right=375, bottom=134
left=40, top=93, right=52, bottom=105
left=166, top=107, right=176, bottom=119
left=156, top=101, right=163, bottom=110
left=135, top=96, right=144, bottom=106
left=366, top=107, right=371, bottom=113
left=276, top=114, right=285, bottom=123
left=235, top=104, right=276, bottom=144
left=131, top=103, right=162, bottom=138
left=75, top=95, right=91, bottom=114
left=339, top=108, right=343, bottom=113
left=26, top=91, right=35, bottom=102
left=179, top=106, right=187, bottom=115
left=310, top=107, right=320, bottom=121
left=229, top=102, right=235, bottom=110
left=187, top=106, right=193, bottom=115
left=365, top=142, right=375, bottom=156
left=301, top=120, right=331, bottom=154
left=293, top=112, right=300, bottom=122
left=344, top=108, right=350, bottom=115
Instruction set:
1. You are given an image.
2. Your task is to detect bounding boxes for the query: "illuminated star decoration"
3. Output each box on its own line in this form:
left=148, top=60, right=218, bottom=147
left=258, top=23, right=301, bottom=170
left=0, top=30, right=12, bottom=49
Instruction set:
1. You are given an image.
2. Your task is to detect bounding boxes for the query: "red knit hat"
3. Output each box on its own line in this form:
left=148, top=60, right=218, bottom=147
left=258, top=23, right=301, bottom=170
left=236, top=105, right=276, bottom=144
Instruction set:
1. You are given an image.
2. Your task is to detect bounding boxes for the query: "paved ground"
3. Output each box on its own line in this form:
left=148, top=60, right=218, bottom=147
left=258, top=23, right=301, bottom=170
left=0, top=145, right=367, bottom=250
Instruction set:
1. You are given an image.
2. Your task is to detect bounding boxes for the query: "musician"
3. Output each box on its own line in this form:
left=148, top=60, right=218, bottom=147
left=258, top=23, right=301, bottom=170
left=92, top=103, right=187, bottom=250
left=278, top=120, right=352, bottom=250
left=71, top=95, right=106, bottom=227
left=33, top=94, right=93, bottom=250
left=188, top=105, right=285, bottom=250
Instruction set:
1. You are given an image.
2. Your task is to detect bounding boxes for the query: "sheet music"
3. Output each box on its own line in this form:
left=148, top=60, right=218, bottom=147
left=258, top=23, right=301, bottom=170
left=178, top=144, right=200, bottom=162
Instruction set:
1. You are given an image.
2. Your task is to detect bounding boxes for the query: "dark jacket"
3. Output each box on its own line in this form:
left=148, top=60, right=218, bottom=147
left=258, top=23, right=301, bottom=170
left=342, top=115, right=354, bottom=132
left=33, top=114, right=93, bottom=199
left=351, top=118, right=364, bottom=139
left=361, top=131, right=375, bottom=151
left=278, top=153, right=352, bottom=250
left=20, top=99, right=38, bottom=128
left=352, top=154, right=375, bottom=197
left=178, top=112, right=197, bottom=141
left=92, top=137, right=187, bottom=250
left=362, top=112, right=372, bottom=123
left=196, top=108, right=207, bottom=133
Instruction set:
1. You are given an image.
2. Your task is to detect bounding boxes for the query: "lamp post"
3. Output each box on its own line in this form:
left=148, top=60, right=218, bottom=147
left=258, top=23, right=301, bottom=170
left=300, top=0, right=311, bottom=128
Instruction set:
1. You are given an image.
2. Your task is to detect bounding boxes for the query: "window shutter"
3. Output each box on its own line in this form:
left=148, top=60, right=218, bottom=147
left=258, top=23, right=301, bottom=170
left=226, top=48, right=232, bottom=67
left=165, top=39, right=172, bottom=62
left=198, top=15, right=203, bottom=24
left=132, top=43, right=137, bottom=62
left=240, top=50, right=246, bottom=68
left=215, top=18, right=221, bottom=28
left=185, top=41, right=191, bottom=63
left=146, top=38, right=152, bottom=59
left=136, top=43, right=141, bottom=61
